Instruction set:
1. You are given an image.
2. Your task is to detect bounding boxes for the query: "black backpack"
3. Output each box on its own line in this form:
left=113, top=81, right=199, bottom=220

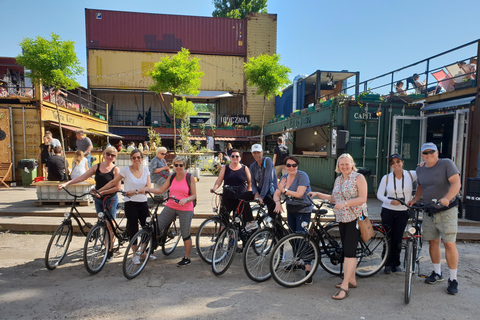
left=169, top=172, right=196, bottom=207
left=277, top=145, right=289, bottom=164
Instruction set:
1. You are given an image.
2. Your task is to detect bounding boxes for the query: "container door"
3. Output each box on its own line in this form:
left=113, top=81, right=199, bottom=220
left=0, top=108, right=13, bottom=182
left=452, top=109, right=469, bottom=196
left=391, top=115, right=426, bottom=170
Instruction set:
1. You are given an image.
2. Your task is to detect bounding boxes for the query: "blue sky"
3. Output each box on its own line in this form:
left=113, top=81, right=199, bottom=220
left=2, top=0, right=480, bottom=91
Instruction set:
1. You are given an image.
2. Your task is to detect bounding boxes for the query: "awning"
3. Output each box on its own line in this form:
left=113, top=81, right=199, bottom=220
left=86, top=128, right=123, bottom=138
left=422, top=96, right=475, bottom=111
left=215, top=137, right=251, bottom=141
left=48, top=122, right=82, bottom=133
left=190, top=136, right=206, bottom=141
left=121, top=135, right=147, bottom=141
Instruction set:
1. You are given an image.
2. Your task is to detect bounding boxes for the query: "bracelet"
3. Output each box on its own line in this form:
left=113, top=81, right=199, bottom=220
left=275, top=200, right=280, bottom=203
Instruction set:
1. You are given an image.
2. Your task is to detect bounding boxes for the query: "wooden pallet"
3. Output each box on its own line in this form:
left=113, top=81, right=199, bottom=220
left=35, top=200, right=91, bottom=207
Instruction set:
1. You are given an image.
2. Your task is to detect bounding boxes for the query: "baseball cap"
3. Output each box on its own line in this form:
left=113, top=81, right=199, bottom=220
left=421, top=142, right=438, bottom=152
left=251, top=144, right=263, bottom=152
left=389, top=154, right=403, bottom=162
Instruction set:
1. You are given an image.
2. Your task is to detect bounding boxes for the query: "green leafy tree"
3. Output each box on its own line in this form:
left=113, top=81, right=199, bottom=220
left=212, top=0, right=267, bottom=19
left=244, top=53, right=290, bottom=145
left=148, top=48, right=204, bottom=152
left=16, top=33, right=84, bottom=168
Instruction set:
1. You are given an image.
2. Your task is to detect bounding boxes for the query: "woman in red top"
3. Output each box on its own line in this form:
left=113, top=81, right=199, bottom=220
left=140, top=156, right=196, bottom=267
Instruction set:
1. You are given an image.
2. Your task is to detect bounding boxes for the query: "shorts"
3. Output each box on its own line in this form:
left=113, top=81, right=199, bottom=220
left=94, top=194, right=119, bottom=219
left=422, top=206, right=458, bottom=242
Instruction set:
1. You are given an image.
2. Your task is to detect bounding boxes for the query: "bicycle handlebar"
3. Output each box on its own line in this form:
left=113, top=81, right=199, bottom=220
left=387, top=197, right=444, bottom=210
left=145, top=190, right=179, bottom=203
left=62, top=188, right=94, bottom=199
left=307, top=196, right=335, bottom=209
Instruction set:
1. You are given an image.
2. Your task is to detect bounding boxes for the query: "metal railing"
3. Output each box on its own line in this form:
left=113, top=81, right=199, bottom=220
left=43, top=87, right=108, bottom=118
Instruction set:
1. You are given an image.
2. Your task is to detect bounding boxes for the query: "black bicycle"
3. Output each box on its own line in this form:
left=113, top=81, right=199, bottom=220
left=269, top=198, right=390, bottom=287
left=83, top=190, right=129, bottom=275
left=45, top=189, right=94, bottom=270
left=122, top=192, right=182, bottom=280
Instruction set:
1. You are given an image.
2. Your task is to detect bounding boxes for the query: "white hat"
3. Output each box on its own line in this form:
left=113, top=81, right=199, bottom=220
left=251, top=144, right=263, bottom=152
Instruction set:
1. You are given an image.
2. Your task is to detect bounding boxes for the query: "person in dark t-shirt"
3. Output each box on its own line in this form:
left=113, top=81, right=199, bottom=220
left=46, top=146, right=68, bottom=181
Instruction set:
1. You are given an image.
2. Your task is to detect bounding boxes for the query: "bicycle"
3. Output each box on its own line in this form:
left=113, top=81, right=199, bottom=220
left=210, top=187, right=270, bottom=275
left=269, top=198, right=390, bottom=288
left=122, top=192, right=182, bottom=280
left=83, top=190, right=129, bottom=275
left=388, top=197, right=438, bottom=304
left=45, top=189, right=93, bottom=270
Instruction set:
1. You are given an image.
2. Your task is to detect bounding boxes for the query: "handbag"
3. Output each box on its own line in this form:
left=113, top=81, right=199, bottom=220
left=358, top=213, right=374, bottom=242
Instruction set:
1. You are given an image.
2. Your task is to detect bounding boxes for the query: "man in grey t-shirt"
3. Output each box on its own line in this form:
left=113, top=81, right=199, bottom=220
left=76, top=130, right=93, bottom=168
left=409, top=142, right=461, bottom=295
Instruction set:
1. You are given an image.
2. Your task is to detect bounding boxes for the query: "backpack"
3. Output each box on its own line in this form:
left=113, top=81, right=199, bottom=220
left=169, top=172, right=196, bottom=207
left=277, top=145, right=289, bottom=165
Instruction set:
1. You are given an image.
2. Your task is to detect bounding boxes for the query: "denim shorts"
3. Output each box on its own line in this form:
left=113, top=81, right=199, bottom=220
left=422, top=206, right=458, bottom=242
left=94, top=194, right=119, bottom=219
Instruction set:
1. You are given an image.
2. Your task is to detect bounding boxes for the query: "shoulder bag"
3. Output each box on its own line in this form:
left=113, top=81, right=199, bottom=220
left=358, top=212, right=374, bottom=242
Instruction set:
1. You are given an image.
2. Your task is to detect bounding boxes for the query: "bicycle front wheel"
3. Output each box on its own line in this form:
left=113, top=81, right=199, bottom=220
left=318, top=223, right=343, bottom=276
left=404, top=240, right=414, bottom=304
left=243, top=228, right=276, bottom=282
left=122, top=229, right=153, bottom=280
left=196, top=217, right=226, bottom=264
left=83, top=224, right=110, bottom=275
left=212, top=227, right=237, bottom=276
left=356, top=229, right=390, bottom=277
left=45, top=222, right=73, bottom=270
left=270, top=234, right=319, bottom=288
left=162, top=218, right=181, bottom=256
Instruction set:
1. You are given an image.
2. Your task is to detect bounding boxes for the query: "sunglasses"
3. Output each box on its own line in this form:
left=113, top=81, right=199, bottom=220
left=132, top=156, right=142, bottom=160
left=286, top=163, right=298, bottom=168
left=231, top=155, right=240, bottom=158
left=106, top=153, right=116, bottom=158
left=174, top=164, right=184, bottom=167
left=422, top=150, right=436, bottom=155
left=160, top=153, right=166, bottom=155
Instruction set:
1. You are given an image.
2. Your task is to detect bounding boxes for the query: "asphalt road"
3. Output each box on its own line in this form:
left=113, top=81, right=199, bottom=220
left=1, top=232, right=479, bottom=320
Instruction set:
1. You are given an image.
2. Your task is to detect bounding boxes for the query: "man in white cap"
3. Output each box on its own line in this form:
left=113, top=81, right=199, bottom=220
left=408, top=142, right=461, bottom=295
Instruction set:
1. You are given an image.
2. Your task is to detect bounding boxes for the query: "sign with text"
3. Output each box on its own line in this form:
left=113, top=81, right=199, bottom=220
left=219, top=114, right=250, bottom=125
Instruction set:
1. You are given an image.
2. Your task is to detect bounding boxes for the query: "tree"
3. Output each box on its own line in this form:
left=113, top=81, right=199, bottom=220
left=148, top=48, right=204, bottom=152
left=16, top=33, right=84, bottom=168
left=212, top=0, right=267, bottom=19
left=244, top=53, right=290, bottom=145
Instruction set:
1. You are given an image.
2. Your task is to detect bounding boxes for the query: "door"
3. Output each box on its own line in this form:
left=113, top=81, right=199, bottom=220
left=0, top=107, right=13, bottom=181
left=452, top=109, right=469, bottom=196
left=391, top=115, right=426, bottom=170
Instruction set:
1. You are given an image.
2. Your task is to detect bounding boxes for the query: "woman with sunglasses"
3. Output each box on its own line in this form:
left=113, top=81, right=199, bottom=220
left=273, top=156, right=314, bottom=282
left=210, top=149, right=255, bottom=229
left=97, top=149, right=153, bottom=264
left=140, top=156, right=196, bottom=267
left=58, top=146, right=121, bottom=261
left=377, top=154, right=417, bottom=274
left=149, top=147, right=170, bottom=200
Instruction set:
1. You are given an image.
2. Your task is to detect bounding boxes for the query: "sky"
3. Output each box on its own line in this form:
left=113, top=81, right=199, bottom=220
left=2, top=0, right=480, bottom=92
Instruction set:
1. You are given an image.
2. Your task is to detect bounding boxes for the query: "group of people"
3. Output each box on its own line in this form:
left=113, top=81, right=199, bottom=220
left=57, top=137, right=461, bottom=298
left=116, top=140, right=152, bottom=153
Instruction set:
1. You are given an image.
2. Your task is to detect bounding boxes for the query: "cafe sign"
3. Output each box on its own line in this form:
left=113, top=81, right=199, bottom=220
left=219, top=114, right=250, bottom=125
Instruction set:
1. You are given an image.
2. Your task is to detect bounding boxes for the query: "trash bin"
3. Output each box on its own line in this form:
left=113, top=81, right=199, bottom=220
left=465, top=178, right=480, bottom=221
left=18, top=159, right=38, bottom=186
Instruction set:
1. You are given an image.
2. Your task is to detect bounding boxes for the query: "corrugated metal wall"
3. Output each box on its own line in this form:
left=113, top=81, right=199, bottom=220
left=245, top=13, right=277, bottom=126
left=87, top=50, right=245, bottom=91
left=85, top=9, right=245, bottom=56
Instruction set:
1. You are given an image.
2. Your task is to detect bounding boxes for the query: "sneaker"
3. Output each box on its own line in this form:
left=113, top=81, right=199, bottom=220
left=384, top=266, right=392, bottom=274
left=245, top=221, right=259, bottom=232
left=106, top=251, right=114, bottom=262
left=393, top=266, right=403, bottom=273
left=425, top=271, right=444, bottom=284
left=132, top=255, right=141, bottom=265
left=148, top=254, right=157, bottom=261
left=305, top=270, right=313, bottom=285
left=177, top=257, right=191, bottom=267
left=447, top=279, right=458, bottom=295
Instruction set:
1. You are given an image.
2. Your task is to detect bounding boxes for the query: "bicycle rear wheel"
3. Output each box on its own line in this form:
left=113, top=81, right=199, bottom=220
left=196, top=217, right=226, bottom=264
left=356, top=229, right=390, bottom=277
left=318, top=223, right=343, bottom=276
left=45, top=222, right=73, bottom=270
left=270, top=234, right=319, bottom=288
left=83, top=224, right=110, bottom=275
left=243, top=228, right=276, bottom=282
left=122, top=229, right=153, bottom=280
left=212, top=227, right=237, bottom=276
left=404, top=240, right=414, bottom=304
left=162, top=217, right=181, bottom=255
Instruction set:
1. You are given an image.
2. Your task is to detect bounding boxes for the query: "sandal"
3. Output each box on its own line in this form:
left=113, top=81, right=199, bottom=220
left=332, top=288, right=349, bottom=300
left=335, top=282, right=357, bottom=289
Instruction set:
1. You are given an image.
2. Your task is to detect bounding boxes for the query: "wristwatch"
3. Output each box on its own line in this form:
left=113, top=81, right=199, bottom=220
left=135, top=190, right=139, bottom=195
left=283, top=189, right=288, bottom=195
left=344, top=201, right=348, bottom=206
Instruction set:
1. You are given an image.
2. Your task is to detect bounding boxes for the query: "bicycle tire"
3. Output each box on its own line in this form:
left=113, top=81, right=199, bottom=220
left=83, top=224, right=110, bottom=275
left=45, top=222, right=73, bottom=270
left=356, top=229, right=390, bottom=277
left=212, top=227, right=237, bottom=276
left=318, top=223, right=343, bottom=276
left=243, top=228, right=276, bottom=282
left=162, top=217, right=182, bottom=256
left=404, top=240, right=414, bottom=304
left=122, top=229, right=153, bottom=280
left=270, top=233, right=319, bottom=288
left=196, top=217, right=227, bottom=264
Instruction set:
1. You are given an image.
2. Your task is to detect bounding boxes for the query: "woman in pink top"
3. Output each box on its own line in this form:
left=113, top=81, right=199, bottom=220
left=140, top=156, right=196, bottom=267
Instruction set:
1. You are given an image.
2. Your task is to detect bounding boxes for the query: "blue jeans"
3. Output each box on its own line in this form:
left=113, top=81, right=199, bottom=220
left=94, top=194, right=119, bottom=219
left=287, top=212, right=311, bottom=233
left=86, top=155, right=92, bottom=168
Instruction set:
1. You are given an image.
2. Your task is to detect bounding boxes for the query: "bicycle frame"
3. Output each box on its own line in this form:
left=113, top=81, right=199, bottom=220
left=62, top=189, right=94, bottom=236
